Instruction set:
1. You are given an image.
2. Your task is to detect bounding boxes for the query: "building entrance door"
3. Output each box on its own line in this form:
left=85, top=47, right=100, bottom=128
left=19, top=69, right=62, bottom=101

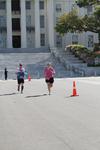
left=12, top=36, right=21, bottom=48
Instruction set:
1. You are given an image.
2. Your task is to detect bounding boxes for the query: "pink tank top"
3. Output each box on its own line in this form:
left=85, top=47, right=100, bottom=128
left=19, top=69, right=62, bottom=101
left=44, top=67, right=55, bottom=80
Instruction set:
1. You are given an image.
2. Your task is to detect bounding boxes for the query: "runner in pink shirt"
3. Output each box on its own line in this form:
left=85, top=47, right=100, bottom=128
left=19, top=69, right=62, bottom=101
left=44, top=63, right=55, bottom=95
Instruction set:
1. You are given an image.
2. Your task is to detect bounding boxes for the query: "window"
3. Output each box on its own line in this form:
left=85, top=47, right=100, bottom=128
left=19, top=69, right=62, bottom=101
left=40, top=15, right=45, bottom=28
left=87, top=5, right=93, bottom=15
left=40, top=34, right=45, bottom=46
left=0, top=1, right=6, bottom=9
left=12, top=0, right=20, bottom=11
left=26, top=1, right=31, bottom=9
left=56, top=17, right=59, bottom=23
left=72, top=35, right=78, bottom=44
left=12, top=36, right=21, bottom=48
left=56, top=35, right=62, bottom=47
left=0, top=16, right=6, bottom=27
left=12, top=18, right=20, bottom=31
left=88, top=35, right=94, bottom=47
left=26, top=15, right=31, bottom=26
left=39, top=1, right=44, bottom=10
left=56, top=3, right=62, bottom=12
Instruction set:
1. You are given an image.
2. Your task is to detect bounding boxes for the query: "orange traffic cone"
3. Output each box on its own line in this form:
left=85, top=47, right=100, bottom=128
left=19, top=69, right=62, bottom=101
left=71, top=81, right=79, bottom=97
left=28, top=74, right=31, bottom=81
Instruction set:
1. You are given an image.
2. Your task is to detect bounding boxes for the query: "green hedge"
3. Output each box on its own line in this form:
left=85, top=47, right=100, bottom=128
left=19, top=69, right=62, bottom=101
left=65, top=44, right=93, bottom=57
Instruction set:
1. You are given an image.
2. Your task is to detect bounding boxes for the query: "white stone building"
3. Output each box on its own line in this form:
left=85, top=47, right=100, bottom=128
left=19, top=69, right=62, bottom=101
left=0, top=0, right=99, bottom=49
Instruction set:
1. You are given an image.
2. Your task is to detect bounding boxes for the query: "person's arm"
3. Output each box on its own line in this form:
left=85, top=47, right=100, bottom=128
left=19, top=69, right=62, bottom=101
left=52, top=68, right=55, bottom=76
left=15, top=68, right=19, bottom=74
left=53, top=68, right=55, bottom=75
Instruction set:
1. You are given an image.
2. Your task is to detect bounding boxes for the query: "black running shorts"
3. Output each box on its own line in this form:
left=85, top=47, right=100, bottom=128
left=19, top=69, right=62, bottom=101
left=45, top=77, right=54, bottom=84
left=17, top=78, right=24, bottom=84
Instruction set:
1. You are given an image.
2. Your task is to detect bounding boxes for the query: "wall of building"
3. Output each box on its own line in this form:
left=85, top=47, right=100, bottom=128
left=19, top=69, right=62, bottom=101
left=54, top=0, right=99, bottom=50
left=0, top=0, right=99, bottom=49
left=0, top=1, right=7, bottom=48
left=26, top=0, right=35, bottom=48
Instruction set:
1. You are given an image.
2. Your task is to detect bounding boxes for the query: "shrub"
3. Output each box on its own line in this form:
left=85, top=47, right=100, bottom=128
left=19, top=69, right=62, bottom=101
left=65, top=44, right=90, bottom=57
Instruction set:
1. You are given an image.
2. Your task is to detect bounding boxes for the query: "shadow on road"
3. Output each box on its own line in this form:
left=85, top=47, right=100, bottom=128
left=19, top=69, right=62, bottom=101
left=25, top=94, right=47, bottom=98
left=65, top=96, right=72, bottom=98
left=0, top=92, right=18, bottom=97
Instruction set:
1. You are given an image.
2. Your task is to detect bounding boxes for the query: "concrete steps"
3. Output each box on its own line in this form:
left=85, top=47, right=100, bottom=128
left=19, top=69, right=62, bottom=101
left=52, top=48, right=100, bottom=76
left=0, top=47, right=50, bottom=53
left=0, top=52, right=79, bottom=79
left=52, top=49, right=88, bottom=76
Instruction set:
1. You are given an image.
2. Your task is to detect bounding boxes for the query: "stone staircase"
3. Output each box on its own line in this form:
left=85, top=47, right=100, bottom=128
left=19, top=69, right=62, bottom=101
left=52, top=48, right=100, bottom=76
left=0, top=47, right=99, bottom=79
left=0, top=47, right=50, bottom=53
left=0, top=52, right=80, bottom=80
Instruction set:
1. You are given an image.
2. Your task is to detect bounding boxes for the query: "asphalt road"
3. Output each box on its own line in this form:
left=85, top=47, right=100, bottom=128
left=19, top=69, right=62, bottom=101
left=0, top=77, right=100, bottom=150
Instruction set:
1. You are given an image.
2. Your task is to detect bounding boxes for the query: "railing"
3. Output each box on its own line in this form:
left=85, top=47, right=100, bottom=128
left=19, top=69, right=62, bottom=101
left=50, top=47, right=87, bottom=77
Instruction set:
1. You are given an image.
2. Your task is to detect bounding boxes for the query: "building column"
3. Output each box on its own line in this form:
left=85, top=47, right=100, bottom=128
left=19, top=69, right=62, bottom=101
left=35, top=0, right=40, bottom=48
left=47, top=0, right=54, bottom=48
left=20, top=0, right=27, bottom=48
left=6, top=0, right=12, bottom=48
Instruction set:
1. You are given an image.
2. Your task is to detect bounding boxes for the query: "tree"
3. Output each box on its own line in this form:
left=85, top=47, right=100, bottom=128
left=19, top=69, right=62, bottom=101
left=55, top=1, right=100, bottom=44
left=75, top=0, right=100, bottom=7
left=55, top=10, right=84, bottom=35
left=76, top=0, right=100, bottom=43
